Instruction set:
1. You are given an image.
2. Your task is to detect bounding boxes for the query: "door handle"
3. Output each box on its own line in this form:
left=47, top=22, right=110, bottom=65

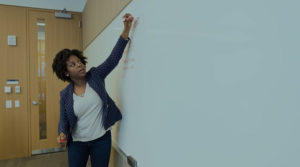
left=32, top=101, right=41, bottom=105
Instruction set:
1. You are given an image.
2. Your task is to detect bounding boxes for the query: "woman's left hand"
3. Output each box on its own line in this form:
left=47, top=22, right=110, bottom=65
left=121, top=13, right=134, bottom=39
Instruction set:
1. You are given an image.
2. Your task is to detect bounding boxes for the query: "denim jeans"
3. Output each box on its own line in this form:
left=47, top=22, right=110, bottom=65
left=68, top=131, right=111, bottom=167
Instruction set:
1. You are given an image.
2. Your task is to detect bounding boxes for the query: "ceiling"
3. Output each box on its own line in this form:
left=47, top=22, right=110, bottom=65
left=0, top=0, right=87, bottom=12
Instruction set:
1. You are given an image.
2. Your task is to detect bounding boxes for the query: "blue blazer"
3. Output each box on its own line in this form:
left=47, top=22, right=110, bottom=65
left=58, top=37, right=129, bottom=145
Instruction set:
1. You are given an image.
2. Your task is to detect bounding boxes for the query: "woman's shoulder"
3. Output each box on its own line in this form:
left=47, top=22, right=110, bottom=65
left=88, top=67, right=96, bottom=74
left=60, top=83, right=73, bottom=97
left=86, top=67, right=104, bottom=81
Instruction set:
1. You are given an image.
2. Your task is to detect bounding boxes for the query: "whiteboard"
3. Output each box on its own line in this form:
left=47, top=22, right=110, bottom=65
left=84, top=0, right=300, bottom=166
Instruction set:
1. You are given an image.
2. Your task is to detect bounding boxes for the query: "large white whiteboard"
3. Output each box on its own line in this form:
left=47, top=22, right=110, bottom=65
left=84, top=0, right=300, bottom=166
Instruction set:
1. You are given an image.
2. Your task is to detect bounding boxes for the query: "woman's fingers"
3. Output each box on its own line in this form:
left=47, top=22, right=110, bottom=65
left=57, top=133, right=66, bottom=144
left=122, top=13, right=134, bottom=22
left=57, top=136, right=61, bottom=144
left=60, top=134, right=66, bottom=143
left=60, top=133, right=65, bottom=137
left=122, top=13, right=132, bottom=19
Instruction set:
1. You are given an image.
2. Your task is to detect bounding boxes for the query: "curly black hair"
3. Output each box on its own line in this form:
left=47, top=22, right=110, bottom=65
left=52, top=49, right=87, bottom=82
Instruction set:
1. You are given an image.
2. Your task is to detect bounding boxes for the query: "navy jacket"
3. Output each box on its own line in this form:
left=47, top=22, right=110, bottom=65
left=58, top=37, right=129, bottom=145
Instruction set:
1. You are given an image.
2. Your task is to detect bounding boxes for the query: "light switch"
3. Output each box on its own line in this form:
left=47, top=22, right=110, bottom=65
left=8, top=35, right=17, bottom=46
left=4, top=86, right=12, bottom=94
left=6, top=100, right=12, bottom=109
left=15, top=100, right=20, bottom=108
left=15, top=86, right=21, bottom=94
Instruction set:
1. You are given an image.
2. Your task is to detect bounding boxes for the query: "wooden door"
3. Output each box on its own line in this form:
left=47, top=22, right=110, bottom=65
left=29, top=10, right=82, bottom=153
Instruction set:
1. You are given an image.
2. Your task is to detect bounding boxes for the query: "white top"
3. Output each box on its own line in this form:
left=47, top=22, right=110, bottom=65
left=72, top=83, right=109, bottom=142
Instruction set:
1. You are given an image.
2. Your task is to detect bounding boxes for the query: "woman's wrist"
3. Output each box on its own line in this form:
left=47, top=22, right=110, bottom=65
left=121, top=30, right=130, bottom=40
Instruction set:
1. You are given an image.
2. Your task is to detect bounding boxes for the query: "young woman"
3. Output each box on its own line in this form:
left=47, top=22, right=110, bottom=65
left=52, top=13, right=133, bottom=167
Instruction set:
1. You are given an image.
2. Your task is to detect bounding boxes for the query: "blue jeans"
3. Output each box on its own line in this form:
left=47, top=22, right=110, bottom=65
left=68, top=131, right=111, bottom=167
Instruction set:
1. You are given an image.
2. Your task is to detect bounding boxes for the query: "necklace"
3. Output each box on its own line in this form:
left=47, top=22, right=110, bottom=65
left=75, top=83, right=87, bottom=97
left=74, top=89, right=85, bottom=97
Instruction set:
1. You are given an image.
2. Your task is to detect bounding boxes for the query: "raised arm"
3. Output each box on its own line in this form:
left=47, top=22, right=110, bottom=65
left=94, top=13, right=133, bottom=79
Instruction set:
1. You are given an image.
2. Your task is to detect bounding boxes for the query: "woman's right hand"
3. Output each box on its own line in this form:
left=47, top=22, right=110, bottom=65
left=57, top=132, right=66, bottom=146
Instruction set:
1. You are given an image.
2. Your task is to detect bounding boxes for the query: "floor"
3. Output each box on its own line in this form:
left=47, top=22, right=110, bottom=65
left=0, top=148, right=126, bottom=167
left=0, top=152, right=69, bottom=167
left=0, top=151, right=99, bottom=167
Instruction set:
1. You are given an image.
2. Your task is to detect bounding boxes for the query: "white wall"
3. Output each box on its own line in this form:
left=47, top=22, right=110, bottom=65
left=0, top=0, right=86, bottom=12
left=84, top=0, right=300, bottom=167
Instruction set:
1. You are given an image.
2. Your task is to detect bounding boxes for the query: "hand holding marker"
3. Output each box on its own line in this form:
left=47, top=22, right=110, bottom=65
left=57, top=132, right=66, bottom=145
left=123, top=15, right=134, bottom=22
left=121, top=13, right=134, bottom=40
left=60, top=137, right=66, bottom=143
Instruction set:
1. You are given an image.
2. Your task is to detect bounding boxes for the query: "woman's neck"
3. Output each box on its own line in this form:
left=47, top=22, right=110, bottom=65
left=73, top=78, right=86, bottom=88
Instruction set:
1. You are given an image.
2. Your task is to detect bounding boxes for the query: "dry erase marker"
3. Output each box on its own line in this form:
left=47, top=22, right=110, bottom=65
left=60, top=137, right=66, bottom=143
left=123, top=16, right=134, bottom=22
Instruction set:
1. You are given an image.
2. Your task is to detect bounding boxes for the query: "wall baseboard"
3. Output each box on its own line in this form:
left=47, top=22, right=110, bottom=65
left=111, top=140, right=133, bottom=167
left=111, top=140, right=137, bottom=167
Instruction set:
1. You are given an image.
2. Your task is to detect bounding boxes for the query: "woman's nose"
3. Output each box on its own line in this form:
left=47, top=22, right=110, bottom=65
left=76, top=62, right=82, bottom=67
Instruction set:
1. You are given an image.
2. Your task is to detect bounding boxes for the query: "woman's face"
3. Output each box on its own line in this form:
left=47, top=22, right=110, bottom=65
left=66, top=55, right=86, bottom=80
